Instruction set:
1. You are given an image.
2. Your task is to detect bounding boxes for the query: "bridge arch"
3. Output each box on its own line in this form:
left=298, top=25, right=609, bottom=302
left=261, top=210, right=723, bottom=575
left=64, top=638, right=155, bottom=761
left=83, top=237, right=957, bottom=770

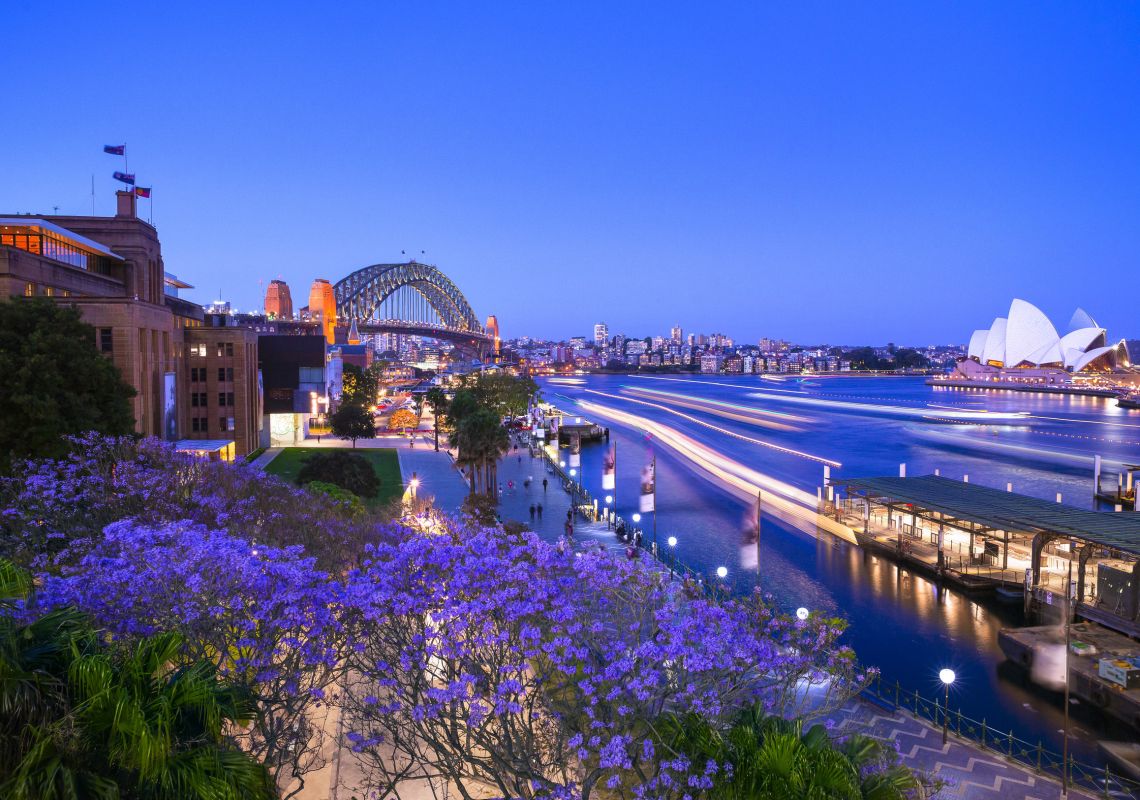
left=333, top=261, right=482, bottom=333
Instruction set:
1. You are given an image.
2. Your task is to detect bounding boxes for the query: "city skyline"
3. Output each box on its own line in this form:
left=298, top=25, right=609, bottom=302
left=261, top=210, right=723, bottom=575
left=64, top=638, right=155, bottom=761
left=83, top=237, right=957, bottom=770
left=5, top=3, right=1140, bottom=342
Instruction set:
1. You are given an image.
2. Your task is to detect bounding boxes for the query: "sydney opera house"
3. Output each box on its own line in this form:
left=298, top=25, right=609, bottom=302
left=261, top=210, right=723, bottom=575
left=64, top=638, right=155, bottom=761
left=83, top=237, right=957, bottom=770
left=945, top=299, right=1133, bottom=391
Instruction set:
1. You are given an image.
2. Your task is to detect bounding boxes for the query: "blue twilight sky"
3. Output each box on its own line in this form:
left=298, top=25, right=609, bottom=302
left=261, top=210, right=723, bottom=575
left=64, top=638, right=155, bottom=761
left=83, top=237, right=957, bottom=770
left=4, top=2, right=1139, bottom=345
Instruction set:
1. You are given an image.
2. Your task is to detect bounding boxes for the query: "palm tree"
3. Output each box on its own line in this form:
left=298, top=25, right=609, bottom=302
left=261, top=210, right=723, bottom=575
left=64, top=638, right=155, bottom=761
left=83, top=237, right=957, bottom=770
left=425, top=387, right=449, bottom=452
left=453, top=409, right=509, bottom=497
left=0, top=560, right=275, bottom=800
left=657, top=702, right=925, bottom=800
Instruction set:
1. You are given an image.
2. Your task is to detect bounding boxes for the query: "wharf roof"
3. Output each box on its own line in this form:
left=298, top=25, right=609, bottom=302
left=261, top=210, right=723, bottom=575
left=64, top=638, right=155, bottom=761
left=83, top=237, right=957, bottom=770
left=838, top=474, right=1140, bottom=554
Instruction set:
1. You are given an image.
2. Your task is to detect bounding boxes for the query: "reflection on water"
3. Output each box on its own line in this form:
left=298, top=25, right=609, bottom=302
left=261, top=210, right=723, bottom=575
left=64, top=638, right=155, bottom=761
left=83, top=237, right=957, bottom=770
left=538, top=374, right=1140, bottom=762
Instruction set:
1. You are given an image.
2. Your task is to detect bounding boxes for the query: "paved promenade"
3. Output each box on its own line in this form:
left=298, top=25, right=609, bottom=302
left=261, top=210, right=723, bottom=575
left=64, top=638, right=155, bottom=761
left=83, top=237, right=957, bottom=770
left=827, top=701, right=1098, bottom=799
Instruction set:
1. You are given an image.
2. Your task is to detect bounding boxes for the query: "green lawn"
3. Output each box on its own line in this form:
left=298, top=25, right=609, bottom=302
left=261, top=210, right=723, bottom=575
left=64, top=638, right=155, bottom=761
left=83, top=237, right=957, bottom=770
left=264, top=447, right=403, bottom=507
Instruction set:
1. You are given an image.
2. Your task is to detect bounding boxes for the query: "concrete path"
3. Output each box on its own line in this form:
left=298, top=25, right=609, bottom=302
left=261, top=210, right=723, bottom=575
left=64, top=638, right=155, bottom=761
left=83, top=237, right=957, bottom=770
left=246, top=446, right=282, bottom=471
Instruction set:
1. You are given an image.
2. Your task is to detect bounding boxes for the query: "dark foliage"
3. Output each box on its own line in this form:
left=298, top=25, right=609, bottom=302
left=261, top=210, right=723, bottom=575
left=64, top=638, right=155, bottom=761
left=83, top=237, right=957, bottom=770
left=296, top=450, right=380, bottom=498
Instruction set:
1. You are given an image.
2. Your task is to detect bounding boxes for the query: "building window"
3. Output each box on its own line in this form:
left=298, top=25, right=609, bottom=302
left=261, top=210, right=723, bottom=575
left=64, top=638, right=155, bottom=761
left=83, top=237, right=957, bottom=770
left=190, top=343, right=207, bottom=357
left=217, top=392, right=234, bottom=407
left=190, top=367, right=206, bottom=382
left=299, top=366, right=324, bottom=383
left=23, top=282, right=34, bottom=297
left=99, top=328, right=113, bottom=353
left=191, top=417, right=205, bottom=433
left=43, top=286, right=54, bottom=297
left=217, top=367, right=233, bottom=382
left=219, top=417, right=233, bottom=432
left=216, top=342, right=234, bottom=357
left=191, top=392, right=208, bottom=408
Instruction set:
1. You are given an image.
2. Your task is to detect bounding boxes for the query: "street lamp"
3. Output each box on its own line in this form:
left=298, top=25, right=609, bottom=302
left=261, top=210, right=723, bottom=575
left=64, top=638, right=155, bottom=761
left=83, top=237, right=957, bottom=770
left=667, top=536, right=678, bottom=578
left=939, top=668, right=956, bottom=745
left=605, top=495, right=613, bottom=528
left=667, top=536, right=677, bottom=547
left=796, top=607, right=809, bottom=621
left=716, top=566, right=728, bottom=579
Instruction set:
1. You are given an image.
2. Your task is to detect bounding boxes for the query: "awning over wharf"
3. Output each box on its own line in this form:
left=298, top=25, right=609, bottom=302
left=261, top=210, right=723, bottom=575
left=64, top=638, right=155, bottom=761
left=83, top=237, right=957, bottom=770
left=837, top=474, right=1140, bottom=555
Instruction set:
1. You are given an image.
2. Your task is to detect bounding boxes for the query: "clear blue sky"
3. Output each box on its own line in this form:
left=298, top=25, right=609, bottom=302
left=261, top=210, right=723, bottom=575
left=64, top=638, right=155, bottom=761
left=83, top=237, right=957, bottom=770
left=5, top=2, right=1139, bottom=345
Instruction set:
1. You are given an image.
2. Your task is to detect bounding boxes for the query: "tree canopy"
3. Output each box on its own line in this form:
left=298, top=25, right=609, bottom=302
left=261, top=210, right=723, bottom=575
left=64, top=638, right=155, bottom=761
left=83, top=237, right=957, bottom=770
left=330, top=402, right=375, bottom=447
left=0, top=298, right=135, bottom=471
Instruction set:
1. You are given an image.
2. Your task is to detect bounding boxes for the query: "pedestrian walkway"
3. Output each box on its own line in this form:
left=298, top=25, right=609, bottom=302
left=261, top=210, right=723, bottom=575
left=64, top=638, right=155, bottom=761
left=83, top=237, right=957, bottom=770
left=827, top=700, right=1097, bottom=799
left=397, top=445, right=469, bottom=513
left=246, top=446, right=281, bottom=471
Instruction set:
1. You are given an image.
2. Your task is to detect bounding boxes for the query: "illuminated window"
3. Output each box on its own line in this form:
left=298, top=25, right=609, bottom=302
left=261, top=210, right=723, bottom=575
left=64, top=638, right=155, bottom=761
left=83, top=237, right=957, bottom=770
left=23, top=282, right=34, bottom=297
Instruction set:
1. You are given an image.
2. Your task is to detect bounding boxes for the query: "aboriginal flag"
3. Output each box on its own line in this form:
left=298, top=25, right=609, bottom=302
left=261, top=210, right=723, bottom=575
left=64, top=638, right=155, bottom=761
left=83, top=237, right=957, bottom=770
left=134, top=187, right=152, bottom=198
left=103, top=145, right=125, bottom=155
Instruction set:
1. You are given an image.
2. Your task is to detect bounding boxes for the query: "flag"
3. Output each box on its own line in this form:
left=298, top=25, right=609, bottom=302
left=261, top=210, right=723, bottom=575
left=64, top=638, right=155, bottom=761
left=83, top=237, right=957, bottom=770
left=639, top=462, right=655, bottom=513
left=103, top=144, right=125, bottom=155
left=134, top=187, right=152, bottom=198
left=112, top=171, right=136, bottom=185
left=602, top=446, right=615, bottom=490
left=569, top=433, right=581, bottom=468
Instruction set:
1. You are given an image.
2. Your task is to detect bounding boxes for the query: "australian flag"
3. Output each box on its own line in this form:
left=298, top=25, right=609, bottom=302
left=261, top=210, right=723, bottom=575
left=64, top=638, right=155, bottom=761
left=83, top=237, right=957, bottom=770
left=103, top=144, right=125, bottom=155
left=112, top=171, right=136, bottom=185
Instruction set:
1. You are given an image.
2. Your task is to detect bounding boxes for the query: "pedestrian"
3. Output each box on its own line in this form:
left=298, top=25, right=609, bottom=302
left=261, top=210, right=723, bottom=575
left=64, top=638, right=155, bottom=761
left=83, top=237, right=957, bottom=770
left=508, top=480, right=514, bottom=491
left=498, top=483, right=503, bottom=498
left=518, top=455, right=522, bottom=463
left=542, top=477, right=548, bottom=492
left=564, top=519, right=574, bottom=537
left=536, top=503, right=543, bottom=518
left=529, top=504, right=536, bottom=519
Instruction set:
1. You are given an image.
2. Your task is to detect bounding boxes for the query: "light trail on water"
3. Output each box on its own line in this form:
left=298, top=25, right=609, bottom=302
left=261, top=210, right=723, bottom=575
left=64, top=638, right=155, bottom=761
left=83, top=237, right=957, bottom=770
left=575, top=398, right=857, bottom=548
left=619, top=385, right=810, bottom=431
left=582, top=388, right=840, bottom=466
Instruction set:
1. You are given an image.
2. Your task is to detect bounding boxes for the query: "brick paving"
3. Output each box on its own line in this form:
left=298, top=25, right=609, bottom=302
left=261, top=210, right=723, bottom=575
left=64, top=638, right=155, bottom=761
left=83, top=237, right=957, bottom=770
left=828, top=698, right=1106, bottom=799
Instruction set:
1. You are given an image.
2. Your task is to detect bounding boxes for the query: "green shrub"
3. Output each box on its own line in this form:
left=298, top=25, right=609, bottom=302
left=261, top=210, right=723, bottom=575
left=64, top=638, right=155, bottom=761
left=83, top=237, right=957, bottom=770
left=296, top=451, right=380, bottom=498
left=306, top=480, right=365, bottom=516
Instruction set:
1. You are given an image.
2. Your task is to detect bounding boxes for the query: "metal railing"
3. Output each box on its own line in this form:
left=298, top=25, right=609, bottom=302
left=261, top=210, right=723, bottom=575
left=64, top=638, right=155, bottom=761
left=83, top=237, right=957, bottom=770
left=864, top=674, right=1140, bottom=797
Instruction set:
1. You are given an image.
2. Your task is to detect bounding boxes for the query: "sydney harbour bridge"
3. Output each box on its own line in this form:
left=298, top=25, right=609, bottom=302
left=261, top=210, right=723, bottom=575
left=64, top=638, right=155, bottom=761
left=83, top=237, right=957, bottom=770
left=331, top=261, right=496, bottom=358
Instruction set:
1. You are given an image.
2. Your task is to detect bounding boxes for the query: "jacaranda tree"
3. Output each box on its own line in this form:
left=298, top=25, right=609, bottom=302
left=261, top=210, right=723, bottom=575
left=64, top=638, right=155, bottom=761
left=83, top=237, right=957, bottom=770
left=338, top=518, right=870, bottom=798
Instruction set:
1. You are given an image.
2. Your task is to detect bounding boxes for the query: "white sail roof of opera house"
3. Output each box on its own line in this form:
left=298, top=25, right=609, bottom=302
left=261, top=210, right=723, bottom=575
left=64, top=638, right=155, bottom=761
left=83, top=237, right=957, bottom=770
left=964, top=299, right=1129, bottom=373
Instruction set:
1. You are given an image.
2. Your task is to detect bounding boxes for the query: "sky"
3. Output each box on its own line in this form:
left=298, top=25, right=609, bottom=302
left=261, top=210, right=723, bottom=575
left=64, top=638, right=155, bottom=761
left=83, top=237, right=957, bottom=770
left=4, top=2, right=1139, bottom=345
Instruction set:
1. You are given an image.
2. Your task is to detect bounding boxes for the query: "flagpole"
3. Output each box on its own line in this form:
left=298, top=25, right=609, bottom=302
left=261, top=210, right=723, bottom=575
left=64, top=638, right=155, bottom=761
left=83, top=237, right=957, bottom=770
left=613, top=441, right=617, bottom=529
left=756, top=489, right=762, bottom=583
left=91, top=174, right=95, bottom=215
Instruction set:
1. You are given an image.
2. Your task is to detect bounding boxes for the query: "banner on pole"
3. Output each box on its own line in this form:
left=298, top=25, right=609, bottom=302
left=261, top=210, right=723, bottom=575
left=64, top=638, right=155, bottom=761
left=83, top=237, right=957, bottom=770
left=639, top=462, right=655, bottom=513
left=602, top=446, right=615, bottom=490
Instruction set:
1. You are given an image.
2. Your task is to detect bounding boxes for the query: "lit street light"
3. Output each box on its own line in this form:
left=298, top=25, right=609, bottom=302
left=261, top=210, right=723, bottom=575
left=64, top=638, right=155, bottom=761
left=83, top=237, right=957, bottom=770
left=716, top=566, right=728, bottom=579
left=667, top=536, right=677, bottom=548
left=796, top=607, right=809, bottom=621
left=939, top=668, right=956, bottom=745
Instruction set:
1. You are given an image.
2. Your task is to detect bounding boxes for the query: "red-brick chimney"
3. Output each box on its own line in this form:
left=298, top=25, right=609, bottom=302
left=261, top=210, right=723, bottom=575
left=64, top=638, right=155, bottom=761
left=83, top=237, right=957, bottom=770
left=115, top=189, right=137, bottom=218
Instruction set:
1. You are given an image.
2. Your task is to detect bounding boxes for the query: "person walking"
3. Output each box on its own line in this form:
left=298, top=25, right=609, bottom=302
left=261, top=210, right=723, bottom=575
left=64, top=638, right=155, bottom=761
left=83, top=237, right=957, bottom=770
left=536, top=502, right=543, bottom=519
left=542, top=477, right=548, bottom=492
left=529, top=504, right=536, bottom=520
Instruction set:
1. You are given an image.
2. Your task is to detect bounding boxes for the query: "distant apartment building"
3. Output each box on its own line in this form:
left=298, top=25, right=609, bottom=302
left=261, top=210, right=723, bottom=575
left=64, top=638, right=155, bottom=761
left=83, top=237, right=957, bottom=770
left=700, top=352, right=723, bottom=373
left=594, top=322, right=608, bottom=348
left=671, top=325, right=682, bottom=344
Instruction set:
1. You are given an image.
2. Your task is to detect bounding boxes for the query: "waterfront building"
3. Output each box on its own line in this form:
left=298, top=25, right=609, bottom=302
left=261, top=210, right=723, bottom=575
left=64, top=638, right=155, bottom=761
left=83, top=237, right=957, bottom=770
left=671, top=325, right=682, bottom=344
left=2, top=192, right=189, bottom=440
left=700, top=352, right=723, bottom=373
left=264, top=279, right=293, bottom=319
left=950, top=299, right=1134, bottom=389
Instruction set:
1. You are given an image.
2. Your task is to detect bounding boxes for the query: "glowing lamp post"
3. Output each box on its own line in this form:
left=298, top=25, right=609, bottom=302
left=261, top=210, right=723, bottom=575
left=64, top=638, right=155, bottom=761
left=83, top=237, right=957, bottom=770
left=605, top=494, right=613, bottom=528
left=939, top=668, right=956, bottom=745
left=667, top=535, right=677, bottom=577
left=796, top=607, right=810, bottom=621
left=716, top=566, right=728, bottom=579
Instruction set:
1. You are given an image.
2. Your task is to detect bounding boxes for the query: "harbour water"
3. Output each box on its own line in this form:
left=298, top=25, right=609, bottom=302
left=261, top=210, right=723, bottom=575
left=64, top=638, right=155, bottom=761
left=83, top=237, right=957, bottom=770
left=535, top=373, right=1140, bottom=763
